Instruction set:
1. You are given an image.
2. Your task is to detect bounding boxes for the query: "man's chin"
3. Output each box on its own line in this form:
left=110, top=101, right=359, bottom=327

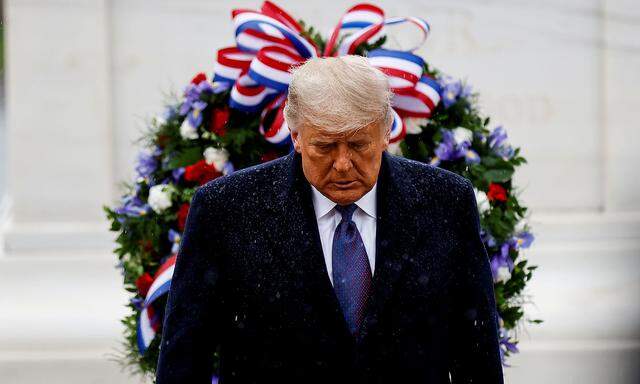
left=326, top=188, right=364, bottom=205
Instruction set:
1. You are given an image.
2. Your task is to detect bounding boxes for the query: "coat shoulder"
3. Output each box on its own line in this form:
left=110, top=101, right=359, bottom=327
left=195, top=153, right=292, bottom=207
left=386, top=152, right=473, bottom=198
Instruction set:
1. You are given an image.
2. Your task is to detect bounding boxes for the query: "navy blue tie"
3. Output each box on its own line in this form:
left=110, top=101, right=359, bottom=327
left=332, top=203, right=372, bottom=336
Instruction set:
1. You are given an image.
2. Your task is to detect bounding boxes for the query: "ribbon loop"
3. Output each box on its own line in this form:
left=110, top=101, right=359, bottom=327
left=214, top=2, right=439, bottom=145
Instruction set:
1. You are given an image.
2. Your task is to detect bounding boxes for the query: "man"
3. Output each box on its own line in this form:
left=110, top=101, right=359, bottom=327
left=156, top=55, right=504, bottom=383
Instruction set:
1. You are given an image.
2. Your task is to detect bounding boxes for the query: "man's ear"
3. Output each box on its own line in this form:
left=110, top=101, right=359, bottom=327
left=290, top=129, right=302, bottom=153
left=382, top=125, right=391, bottom=150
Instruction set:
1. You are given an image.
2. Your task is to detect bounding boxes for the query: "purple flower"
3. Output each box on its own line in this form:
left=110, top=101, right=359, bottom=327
left=460, top=83, right=473, bottom=99
left=441, top=81, right=461, bottom=108
left=434, top=130, right=466, bottom=161
left=498, top=326, right=519, bottom=366
left=488, top=126, right=508, bottom=148
left=433, top=129, right=480, bottom=164
left=465, top=149, right=481, bottom=164
left=130, top=297, right=144, bottom=310
left=135, top=148, right=160, bottom=179
left=490, top=242, right=515, bottom=282
left=494, top=145, right=514, bottom=159
left=179, top=81, right=214, bottom=116
left=437, top=75, right=472, bottom=108
left=115, top=195, right=150, bottom=220
left=172, top=167, right=185, bottom=183
left=168, top=229, right=182, bottom=254
left=510, top=231, right=534, bottom=249
left=187, top=100, right=208, bottom=128
left=480, top=228, right=497, bottom=248
left=488, top=126, right=515, bottom=160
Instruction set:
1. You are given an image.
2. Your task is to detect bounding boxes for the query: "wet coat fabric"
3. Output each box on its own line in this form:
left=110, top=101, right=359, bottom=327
left=156, top=150, right=504, bottom=384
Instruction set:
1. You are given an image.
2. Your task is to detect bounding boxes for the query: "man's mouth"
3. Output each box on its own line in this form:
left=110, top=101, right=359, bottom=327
left=333, top=180, right=357, bottom=189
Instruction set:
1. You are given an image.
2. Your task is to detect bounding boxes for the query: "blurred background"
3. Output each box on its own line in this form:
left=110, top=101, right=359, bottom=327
left=0, top=0, right=638, bottom=383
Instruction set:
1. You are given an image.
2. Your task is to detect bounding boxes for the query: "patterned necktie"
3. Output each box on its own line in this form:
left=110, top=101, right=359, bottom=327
left=332, top=203, right=373, bottom=336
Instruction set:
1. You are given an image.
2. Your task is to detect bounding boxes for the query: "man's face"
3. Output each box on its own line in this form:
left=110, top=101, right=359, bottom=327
left=291, top=121, right=390, bottom=205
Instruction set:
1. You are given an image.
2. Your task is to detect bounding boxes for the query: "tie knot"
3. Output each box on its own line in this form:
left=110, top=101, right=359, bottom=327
left=335, top=203, right=357, bottom=222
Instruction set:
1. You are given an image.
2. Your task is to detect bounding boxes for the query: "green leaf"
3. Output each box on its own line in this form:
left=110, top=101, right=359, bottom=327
left=165, top=146, right=202, bottom=170
left=484, top=169, right=514, bottom=183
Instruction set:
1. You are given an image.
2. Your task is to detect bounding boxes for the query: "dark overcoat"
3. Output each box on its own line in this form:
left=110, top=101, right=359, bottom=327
left=156, top=150, right=504, bottom=384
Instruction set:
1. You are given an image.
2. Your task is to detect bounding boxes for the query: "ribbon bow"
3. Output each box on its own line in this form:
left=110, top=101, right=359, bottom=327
left=213, top=1, right=442, bottom=145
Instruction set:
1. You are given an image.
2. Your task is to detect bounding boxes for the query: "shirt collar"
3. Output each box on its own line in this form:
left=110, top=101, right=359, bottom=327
left=311, top=181, right=378, bottom=220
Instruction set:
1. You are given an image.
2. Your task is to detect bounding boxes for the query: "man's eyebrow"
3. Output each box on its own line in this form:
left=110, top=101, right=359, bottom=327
left=310, top=139, right=337, bottom=144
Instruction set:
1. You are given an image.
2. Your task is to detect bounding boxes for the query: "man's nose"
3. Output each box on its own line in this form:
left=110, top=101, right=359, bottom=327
left=333, top=145, right=353, bottom=173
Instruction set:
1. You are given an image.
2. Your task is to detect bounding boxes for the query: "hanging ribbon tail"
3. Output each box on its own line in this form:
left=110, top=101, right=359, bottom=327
left=324, top=3, right=386, bottom=57
left=136, top=254, right=177, bottom=355
left=259, top=94, right=291, bottom=146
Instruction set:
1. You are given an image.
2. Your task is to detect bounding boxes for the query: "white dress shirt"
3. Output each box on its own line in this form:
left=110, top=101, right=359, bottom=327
left=310, top=182, right=377, bottom=286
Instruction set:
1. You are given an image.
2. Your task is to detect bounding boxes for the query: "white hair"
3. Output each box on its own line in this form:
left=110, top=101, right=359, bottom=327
left=284, top=55, right=394, bottom=136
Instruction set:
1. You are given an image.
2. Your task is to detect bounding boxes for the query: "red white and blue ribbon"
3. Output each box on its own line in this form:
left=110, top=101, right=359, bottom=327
left=212, top=1, right=441, bottom=145
left=137, top=254, right=177, bottom=355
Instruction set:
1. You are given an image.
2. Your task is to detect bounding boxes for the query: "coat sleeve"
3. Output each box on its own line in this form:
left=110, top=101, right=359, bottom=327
left=156, top=185, right=225, bottom=383
left=448, top=179, right=504, bottom=384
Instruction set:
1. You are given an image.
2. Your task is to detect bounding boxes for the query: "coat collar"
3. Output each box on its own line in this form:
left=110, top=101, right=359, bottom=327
left=270, top=150, right=422, bottom=342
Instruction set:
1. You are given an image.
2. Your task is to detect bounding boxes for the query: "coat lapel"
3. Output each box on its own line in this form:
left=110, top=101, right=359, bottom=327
left=268, top=150, right=421, bottom=343
left=358, top=151, right=421, bottom=343
left=269, top=151, right=352, bottom=339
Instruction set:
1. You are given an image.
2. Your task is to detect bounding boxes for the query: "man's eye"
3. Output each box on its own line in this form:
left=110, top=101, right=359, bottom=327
left=349, top=142, right=367, bottom=150
left=316, top=144, right=333, bottom=151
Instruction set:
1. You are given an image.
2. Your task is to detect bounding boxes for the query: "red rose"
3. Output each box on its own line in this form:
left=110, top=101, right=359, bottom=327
left=190, top=72, right=207, bottom=85
left=260, top=150, right=279, bottom=163
left=184, top=159, right=223, bottom=185
left=210, top=106, right=230, bottom=136
left=135, top=272, right=154, bottom=298
left=177, top=203, right=190, bottom=231
left=487, top=183, right=508, bottom=202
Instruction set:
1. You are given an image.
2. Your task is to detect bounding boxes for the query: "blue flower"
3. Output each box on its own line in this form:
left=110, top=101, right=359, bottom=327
left=172, top=167, right=185, bottom=183
left=433, top=129, right=481, bottom=164
left=187, top=100, right=208, bottom=128
left=441, top=81, right=461, bottom=108
left=480, top=228, right=497, bottom=247
left=168, top=229, right=182, bottom=254
left=115, top=195, right=150, bottom=219
left=437, top=75, right=471, bottom=108
left=488, top=125, right=515, bottom=160
left=490, top=242, right=515, bottom=283
left=510, top=231, right=534, bottom=249
left=135, top=147, right=160, bottom=179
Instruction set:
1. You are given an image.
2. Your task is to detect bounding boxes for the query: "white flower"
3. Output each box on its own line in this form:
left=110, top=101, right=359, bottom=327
left=495, top=266, right=511, bottom=283
left=179, top=118, right=199, bottom=140
left=474, top=188, right=490, bottom=213
left=386, top=142, right=403, bottom=155
left=148, top=184, right=173, bottom=214
left=452, top=127, right=473, bottom=145
left=404, top=117, right=429, bottom=134
left=204, top=147, right=229, bottom=172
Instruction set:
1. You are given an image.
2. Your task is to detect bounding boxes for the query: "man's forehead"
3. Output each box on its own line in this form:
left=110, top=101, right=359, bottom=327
left=305, top=125, right=372, bottom=140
